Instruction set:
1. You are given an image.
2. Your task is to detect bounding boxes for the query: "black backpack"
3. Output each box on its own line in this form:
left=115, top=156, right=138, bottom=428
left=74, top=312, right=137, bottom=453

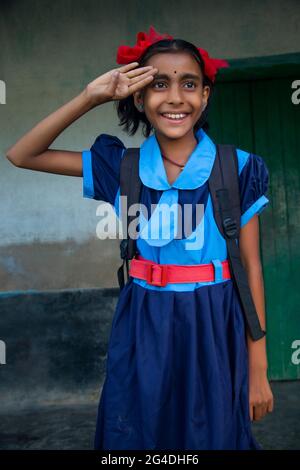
left=117, top=144, right=266, bottom=342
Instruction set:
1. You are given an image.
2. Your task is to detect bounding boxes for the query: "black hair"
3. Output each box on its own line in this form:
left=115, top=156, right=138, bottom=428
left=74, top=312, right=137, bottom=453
left=115, top=38, right=214, bottom=138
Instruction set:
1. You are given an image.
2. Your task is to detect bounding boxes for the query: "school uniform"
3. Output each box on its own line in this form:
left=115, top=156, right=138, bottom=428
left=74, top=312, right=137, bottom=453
left=82, top=127, right=270, bottom=450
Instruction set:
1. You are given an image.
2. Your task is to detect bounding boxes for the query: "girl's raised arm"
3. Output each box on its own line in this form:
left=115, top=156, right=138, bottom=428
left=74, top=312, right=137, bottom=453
left=6, top=89, right=93, bottom=176
left=5, top=62, right=157, bottom=177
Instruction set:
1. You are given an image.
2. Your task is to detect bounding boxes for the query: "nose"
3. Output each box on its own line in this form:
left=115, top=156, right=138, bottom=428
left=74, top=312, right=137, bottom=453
left=167, top=83, right=184, bottom=105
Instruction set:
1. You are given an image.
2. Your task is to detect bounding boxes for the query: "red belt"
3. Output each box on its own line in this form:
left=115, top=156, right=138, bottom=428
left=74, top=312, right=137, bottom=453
left=129, top=255, right=231, bottom=287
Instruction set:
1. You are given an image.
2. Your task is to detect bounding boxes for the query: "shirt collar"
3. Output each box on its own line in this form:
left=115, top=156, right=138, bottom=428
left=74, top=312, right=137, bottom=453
left=139, top=128, right=216, bottom=190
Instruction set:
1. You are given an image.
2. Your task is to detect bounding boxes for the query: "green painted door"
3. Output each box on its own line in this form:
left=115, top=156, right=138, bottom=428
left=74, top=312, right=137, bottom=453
left=208, top=54, right=300, bottom=380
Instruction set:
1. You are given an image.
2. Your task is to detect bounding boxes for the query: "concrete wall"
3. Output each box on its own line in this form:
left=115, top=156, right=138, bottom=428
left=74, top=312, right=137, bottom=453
left=1, top=0, right=300, bottom=290
left=0, top=288, right=119, bottom=408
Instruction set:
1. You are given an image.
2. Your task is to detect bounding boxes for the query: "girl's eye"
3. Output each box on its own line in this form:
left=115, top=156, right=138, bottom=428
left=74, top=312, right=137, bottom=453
left=152, top=81, right=196, bottom=89
left=152, top=81, right=168, bottom=89
left=184, top=81, right=196, bottom=88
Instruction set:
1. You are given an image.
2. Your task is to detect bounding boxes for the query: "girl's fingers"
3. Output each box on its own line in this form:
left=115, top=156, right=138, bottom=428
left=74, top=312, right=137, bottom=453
left=116, top=62, right=140, bottom=73
left=253, top=406, right=261, bottom=421
left=127, top=66, right=157, bottom=79
left=267, top=398, right=274, bottom=413
left=253, top=403, right=268, bottom=421
left=129, top=68, right=157, bottom=84
left=128, top=75, right=155, bottom=93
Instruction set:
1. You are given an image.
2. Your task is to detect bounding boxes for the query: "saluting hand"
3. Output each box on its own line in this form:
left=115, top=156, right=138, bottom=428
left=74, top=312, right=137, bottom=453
left=85, top=62, right=158, bottom=106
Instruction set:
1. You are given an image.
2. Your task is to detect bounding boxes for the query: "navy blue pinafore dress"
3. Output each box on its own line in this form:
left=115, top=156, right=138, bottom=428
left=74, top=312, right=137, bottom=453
left=82, top=127, right=270, bottom=450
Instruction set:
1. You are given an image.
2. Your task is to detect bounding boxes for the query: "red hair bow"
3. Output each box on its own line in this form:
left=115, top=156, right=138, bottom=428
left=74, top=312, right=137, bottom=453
left=116, top=25, right=229, bottom=83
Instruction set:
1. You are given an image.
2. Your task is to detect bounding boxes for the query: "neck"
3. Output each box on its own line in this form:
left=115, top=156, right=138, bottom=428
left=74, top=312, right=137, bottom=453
left=155, top=129, right=199, bottom=163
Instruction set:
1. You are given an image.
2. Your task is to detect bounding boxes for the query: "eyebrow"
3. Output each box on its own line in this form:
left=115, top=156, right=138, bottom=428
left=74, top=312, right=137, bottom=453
left=153, top=73, right=201, bottom=81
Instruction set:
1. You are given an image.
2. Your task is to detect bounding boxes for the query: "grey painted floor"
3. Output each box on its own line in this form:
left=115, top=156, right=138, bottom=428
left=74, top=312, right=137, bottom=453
left=0, top=381, right=299, bottom=450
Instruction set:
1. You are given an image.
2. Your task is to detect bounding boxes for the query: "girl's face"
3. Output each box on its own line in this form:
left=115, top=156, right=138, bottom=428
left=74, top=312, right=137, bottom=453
left=134, top=51, right=210, bottom=140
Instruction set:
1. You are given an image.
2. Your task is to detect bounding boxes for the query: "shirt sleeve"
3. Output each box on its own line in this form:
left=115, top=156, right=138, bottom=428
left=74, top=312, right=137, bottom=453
left=82, top=133, right=126, bottom=206
left=237, top=151, right=270, bottom=227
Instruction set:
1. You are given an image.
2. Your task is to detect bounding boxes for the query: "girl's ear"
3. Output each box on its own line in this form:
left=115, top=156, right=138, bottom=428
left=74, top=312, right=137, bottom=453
left=133, top=91, right=144, bottom=111
left=203, top=85, right=211, bottom=102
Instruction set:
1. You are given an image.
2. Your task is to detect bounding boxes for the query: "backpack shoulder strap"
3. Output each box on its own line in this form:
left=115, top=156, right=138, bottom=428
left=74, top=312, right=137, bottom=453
left=209, top=144, right=241, bottom=238
left=208, top=144, right=266, bottom=341
left=117, top=147, right=142, bottom=291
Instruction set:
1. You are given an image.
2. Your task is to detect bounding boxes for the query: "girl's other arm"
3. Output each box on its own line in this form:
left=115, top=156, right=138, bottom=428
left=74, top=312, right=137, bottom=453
left=239, top=215, right=274, bottom=421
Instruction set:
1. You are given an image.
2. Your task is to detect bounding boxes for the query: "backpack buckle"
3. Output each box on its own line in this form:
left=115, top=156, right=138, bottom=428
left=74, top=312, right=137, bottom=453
left=146, top=263, right=168, bottom=287
left=223, top=217, right=238, bottom=238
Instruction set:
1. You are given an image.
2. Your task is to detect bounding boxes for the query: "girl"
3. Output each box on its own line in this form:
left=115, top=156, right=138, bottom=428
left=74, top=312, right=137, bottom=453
left=6, top=25, right=274, bottom=450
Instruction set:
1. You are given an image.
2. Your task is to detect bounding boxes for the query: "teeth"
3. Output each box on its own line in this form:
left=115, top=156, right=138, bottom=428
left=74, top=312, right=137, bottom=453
left=163, top=113, right=187, bottom=120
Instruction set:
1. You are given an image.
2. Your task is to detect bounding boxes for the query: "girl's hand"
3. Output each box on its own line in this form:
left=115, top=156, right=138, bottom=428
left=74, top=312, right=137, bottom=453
left=249, top=367, right=274, bottom=421
left=85, top=62, right=158, bottom=106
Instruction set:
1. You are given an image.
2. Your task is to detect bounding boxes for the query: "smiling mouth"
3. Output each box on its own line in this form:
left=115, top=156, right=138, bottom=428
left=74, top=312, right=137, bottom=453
left=160, top=113, right=191, bottom=124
